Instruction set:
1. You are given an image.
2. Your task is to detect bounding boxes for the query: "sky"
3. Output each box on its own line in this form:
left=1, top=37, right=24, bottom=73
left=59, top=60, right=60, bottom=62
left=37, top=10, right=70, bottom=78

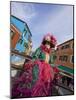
left=11, top=2, right=73, bottom=51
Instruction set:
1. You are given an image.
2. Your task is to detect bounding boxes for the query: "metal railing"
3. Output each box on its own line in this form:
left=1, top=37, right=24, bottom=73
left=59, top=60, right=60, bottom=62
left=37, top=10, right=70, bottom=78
left=11, top=50, right=32, bottom=60
left=11, top=50, right=74, bottom=95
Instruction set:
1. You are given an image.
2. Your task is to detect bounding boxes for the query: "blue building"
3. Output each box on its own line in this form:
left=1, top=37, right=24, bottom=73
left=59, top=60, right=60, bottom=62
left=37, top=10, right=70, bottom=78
left=11, top=15, right=32, bottom=53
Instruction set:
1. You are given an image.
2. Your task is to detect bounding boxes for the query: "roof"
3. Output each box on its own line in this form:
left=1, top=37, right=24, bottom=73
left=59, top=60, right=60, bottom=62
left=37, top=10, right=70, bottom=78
left=57, top=38, right=74, bottom=47
left=10, top=15, right=32, bottom=36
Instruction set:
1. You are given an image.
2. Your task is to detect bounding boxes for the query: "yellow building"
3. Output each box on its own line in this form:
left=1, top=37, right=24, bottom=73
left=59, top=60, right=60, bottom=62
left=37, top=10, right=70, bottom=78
left=52, top=39, right=74, bottom=76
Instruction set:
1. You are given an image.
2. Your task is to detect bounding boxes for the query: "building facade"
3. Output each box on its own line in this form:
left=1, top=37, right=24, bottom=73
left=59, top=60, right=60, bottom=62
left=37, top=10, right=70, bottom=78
left=11, top=15, right=32, bottom=73
left=52, top=39, right=74, bottom=75
left=11, top=15, right=32, bottom=55
left=11, top=24, right=21, bottom=49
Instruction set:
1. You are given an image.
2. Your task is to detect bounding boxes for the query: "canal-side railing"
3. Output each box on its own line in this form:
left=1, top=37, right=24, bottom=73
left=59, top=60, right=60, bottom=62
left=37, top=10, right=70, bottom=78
left=11, top=50, right=74, bottom=95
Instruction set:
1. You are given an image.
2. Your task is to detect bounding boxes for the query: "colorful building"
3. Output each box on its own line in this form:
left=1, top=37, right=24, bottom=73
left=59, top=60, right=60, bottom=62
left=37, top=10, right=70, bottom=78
left=11, top=15, right=32, bottom=74
left=52, top=39, right=74, bottom=76
left=11, top=15, right=32, bottom=54
left=11, top=24, right=21, bottom=49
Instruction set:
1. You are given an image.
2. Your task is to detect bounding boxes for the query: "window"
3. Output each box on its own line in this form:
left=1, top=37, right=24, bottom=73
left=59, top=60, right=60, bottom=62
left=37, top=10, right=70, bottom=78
left=18, top=39, right=23, bottom=44
left=24, top=42, right=28, bottom=48
left=59, top=56, right=62, bottom=61
left=61, top=44, right=70, bottom=49
left=23, top=28, right=27, bottom=37
left=59, top=55, right=68, bottom=62
left=63, top=56, right=68, bottom=61
left=53, top=55, right=57, bottom=60
left=61, top=46, right=65, bottom=49
left=23, top=28, right=30, bottom=42
left=11, top=30, right=15, bottom=39
left=65, top=44, right=70, bottom=48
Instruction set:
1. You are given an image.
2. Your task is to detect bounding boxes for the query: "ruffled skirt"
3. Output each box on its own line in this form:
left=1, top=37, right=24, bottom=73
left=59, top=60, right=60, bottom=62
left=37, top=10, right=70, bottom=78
left=12, top=60, right=54, bottom=98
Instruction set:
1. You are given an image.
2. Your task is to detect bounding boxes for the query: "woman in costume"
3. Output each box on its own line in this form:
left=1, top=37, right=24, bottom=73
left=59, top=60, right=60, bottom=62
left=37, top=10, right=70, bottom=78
left=12, top=33, right=57, bottom=98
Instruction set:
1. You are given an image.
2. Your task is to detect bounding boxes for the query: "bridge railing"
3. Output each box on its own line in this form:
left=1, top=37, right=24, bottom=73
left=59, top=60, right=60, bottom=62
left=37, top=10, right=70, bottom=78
left=11, top=50, right=74, bottom=95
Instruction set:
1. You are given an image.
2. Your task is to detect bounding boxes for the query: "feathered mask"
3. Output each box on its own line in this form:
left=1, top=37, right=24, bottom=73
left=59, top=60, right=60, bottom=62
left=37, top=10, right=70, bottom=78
left=42, top=33, right=57, bottom=48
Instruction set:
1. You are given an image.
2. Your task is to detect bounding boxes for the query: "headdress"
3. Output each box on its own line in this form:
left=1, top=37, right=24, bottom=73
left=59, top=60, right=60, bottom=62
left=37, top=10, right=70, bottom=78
left=42, top=33, right=57, bottom=48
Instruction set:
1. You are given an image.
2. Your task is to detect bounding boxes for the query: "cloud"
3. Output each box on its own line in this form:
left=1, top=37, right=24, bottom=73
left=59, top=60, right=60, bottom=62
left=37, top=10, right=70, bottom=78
left=11, top=2, right=37, bottom=23
left=46, top=6, right=73, bottom=44
left=11, top=2, right=73, bottom=51
left=31, top=5, right=73, bottom=50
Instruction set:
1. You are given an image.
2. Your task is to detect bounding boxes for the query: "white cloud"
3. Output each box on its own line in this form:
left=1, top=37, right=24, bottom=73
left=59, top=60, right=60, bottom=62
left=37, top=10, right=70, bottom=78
left=47, top=6, right=73, bottom=44
left=11, top=2, right=73, bottom=50
left=32, top=5, right=73, bottom=47
left=11, top=2, right=37, bottom=23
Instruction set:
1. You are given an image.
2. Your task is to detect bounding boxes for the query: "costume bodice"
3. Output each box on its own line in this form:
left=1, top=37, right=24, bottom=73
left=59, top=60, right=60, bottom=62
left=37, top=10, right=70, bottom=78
left=32, top=47, right=51, bottom=63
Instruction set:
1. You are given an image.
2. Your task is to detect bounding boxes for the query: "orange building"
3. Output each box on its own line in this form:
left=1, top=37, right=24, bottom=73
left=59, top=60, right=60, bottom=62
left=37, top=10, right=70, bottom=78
left=11, top=24, right=21, bottom=49
left=52, top=39, right=74, bottom=75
